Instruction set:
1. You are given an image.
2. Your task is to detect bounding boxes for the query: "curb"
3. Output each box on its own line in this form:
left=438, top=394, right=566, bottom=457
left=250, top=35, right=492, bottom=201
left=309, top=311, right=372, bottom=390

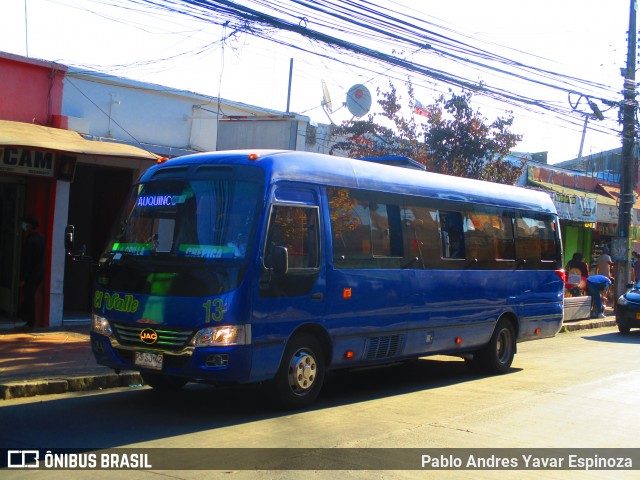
left=0, top=372, right=143, bottom=400
left=561, top=319, right=617, bottom=332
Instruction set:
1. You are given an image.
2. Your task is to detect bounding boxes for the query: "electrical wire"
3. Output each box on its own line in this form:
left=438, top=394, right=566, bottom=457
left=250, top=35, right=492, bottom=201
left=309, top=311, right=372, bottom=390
left=39, top=0, right=629, bottom=147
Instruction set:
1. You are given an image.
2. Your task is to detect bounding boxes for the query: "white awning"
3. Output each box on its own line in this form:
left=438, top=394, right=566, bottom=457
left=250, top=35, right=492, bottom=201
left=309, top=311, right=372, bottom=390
left=0, top=120, right=158, bottom=160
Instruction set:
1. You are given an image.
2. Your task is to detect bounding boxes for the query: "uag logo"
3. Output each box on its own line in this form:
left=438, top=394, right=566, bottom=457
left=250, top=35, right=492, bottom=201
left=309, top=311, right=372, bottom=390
left=140, top=329, right=158, bottom=344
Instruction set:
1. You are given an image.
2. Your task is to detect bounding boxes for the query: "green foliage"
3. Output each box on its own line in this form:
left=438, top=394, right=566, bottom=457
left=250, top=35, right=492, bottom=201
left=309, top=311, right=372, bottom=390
left=330, top=81, right=525, bottom=185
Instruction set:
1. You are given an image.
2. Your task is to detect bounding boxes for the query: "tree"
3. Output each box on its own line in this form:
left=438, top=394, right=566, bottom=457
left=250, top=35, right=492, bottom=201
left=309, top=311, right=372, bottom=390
left=330, top=82, right=524, bottom=185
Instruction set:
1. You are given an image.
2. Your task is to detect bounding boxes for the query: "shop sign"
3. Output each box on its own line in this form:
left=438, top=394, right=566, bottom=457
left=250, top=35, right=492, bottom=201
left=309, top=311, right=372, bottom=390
left=551, top=192, right=596, bottom=222
left=597, top=204, right=620, bottom=224
left=0, top=147, right=76, bottom=181
left=1, top=147, right=54, bottom=177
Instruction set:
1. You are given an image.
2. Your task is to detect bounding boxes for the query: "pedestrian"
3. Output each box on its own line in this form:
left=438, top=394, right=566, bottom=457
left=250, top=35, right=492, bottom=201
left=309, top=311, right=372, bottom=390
left=19, top=215, right=45, bottom=328
left=595, top=246, right=614, bottom=279
left=586, top=274, right=612, bottom=319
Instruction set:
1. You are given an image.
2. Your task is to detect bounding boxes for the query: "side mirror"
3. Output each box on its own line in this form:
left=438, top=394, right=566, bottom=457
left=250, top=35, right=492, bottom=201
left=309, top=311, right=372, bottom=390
left=271, top=246, right=289, bottom=276
left=64, top=225, right=75, bottom=254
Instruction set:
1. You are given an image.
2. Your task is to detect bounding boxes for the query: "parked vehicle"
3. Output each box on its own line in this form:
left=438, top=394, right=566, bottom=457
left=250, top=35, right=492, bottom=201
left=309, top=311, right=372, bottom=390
left=615, top=282, right=640, bottom=334
left=67, top=150, right=565, bottom=409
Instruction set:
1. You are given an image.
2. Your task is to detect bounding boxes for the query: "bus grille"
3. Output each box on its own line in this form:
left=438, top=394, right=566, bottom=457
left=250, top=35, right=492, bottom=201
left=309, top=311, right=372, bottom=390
left=366, top=335, right=404, bottom=360
left=112, top=323, right=193, bottom=351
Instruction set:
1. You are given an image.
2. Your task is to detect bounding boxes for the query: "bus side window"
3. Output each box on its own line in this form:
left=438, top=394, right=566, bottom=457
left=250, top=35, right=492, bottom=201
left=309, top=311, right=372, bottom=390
left=440, top=211, right=465, bottom=259
left=539, top=219, right=559, bottom=262
left=266, top=205, right=320, bottom=269
left=515, top=215, right=560, bottom=267
left=402, top=205, right=439, bottom=267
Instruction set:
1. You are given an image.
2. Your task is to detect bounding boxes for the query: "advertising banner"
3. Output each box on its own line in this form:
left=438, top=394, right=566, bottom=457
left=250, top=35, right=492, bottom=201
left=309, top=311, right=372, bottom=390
left=551, top=192, right=597, bottom=222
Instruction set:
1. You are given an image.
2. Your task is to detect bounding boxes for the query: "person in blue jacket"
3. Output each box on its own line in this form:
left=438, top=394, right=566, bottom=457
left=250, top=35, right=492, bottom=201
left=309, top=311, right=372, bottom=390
left=586, top=274, right=613, bottom=318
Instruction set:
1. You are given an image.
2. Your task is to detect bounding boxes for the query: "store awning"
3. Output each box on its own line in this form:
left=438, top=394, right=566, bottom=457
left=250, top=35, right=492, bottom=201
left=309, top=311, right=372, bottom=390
left=528, top=180, right=618, bottom=224
left=0, top=120, right=158, bottom=160
left=528, top=180, right=616, bottom=206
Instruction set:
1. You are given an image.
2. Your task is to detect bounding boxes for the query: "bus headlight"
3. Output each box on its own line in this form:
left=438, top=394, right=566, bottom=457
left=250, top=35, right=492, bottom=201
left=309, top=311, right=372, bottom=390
left=192, top=325, right=251, bottom=347
left=618, top=295, right=629, bottom=306
left=92, top=315, right=113, bottom=336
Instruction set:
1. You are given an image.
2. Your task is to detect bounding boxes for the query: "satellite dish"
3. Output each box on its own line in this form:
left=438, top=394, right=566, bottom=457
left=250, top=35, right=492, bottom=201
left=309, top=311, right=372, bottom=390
left=346, top=84, right=372, bottom=117
left=321, top=80, right=333, bottom=113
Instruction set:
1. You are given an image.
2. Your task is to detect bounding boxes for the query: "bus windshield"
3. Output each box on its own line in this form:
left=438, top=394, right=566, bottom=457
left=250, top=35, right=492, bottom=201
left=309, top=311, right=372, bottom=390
left=109, top=178, right=262, bottom=262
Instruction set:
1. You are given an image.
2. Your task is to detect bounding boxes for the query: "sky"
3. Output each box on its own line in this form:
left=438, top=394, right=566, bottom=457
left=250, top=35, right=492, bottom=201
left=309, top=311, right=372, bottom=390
left=1, top=0, right=635, bottom=164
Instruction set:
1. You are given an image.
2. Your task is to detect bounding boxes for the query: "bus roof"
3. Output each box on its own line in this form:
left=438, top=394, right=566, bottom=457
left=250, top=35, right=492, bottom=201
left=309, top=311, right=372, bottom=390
left=146, top=150, right=557, bottom=215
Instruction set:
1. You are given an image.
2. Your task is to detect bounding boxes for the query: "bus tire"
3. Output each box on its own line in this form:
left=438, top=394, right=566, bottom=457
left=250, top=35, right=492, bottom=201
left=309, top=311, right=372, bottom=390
left=274, top=333, right=325, bottom=409
left=141, top=372, right=188, bottom=391
left=468, top=318, right=516, bottom=374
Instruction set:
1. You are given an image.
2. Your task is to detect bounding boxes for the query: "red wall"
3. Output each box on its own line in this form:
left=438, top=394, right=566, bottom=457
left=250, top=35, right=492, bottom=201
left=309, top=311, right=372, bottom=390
left=0, top=56, right=64, bottom=125
left=0, top=54, right=65, bottom=327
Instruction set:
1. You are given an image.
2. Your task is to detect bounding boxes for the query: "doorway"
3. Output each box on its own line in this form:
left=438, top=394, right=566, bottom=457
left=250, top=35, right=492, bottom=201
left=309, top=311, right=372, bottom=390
left=0, top=177, right=25, bottom=317
left=63, top=164, right=133, bottom=315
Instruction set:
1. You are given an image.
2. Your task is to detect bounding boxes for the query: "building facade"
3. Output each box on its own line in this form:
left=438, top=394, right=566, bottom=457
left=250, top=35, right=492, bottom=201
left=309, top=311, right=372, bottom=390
left=0, top=51, right=332, bottom=329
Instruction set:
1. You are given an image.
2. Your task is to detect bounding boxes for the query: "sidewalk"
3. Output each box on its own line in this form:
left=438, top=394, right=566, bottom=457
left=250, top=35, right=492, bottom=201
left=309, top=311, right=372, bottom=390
left=0, top=312, right=618, bottom=401
left=0, top=325, right=141, bottom=400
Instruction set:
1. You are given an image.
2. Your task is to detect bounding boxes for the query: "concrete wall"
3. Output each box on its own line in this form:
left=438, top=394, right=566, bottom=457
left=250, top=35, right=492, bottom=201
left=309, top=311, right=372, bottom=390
left=0, top=53, right=65, bottom=126
left=61, top=71, right=315, bottom=155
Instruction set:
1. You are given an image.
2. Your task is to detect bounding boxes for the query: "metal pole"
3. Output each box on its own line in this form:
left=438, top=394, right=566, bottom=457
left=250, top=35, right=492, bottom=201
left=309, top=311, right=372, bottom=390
left=578, top=114, right=589, bottom=160
left=286, top=58, right=293, bottom=113
left=615, top=0, right=637, bottom=299
left=24, top=0, right=29, bottom=56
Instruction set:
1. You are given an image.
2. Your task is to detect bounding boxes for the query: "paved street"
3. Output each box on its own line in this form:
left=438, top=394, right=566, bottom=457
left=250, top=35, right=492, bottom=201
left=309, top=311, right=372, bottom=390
left=1, top=325, right=639, bottom=479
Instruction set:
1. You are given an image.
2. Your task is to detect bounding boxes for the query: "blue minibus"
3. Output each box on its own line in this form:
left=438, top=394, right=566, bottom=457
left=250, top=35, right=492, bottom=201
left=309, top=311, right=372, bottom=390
left=81, top=150, right=564, bottom=408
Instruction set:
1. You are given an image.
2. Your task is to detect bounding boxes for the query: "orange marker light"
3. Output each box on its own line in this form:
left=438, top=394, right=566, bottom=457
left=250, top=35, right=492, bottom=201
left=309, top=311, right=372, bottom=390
left=535, top=328, right=541, bottom=335
left=156, top=156, right=169, bottom=164
left=248, top=153, right=260, bottom=161
left=345, top=351, right=355, bottom=359
left=455, top=337, right=463, bottom=345
left=343, top=288, right=352, bottom=299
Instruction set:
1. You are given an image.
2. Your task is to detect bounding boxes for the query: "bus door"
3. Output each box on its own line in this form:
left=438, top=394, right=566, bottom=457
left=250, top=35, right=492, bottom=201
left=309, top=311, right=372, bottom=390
left=250, top=186, right=325, bottom=378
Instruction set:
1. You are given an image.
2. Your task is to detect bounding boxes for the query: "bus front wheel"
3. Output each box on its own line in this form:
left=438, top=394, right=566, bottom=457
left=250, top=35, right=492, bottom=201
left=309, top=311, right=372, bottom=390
left=466, top=318, right=516, bottom=374
left=141, top=372, right=188, bottom=391
left=274, top=333, right=325, bottom=409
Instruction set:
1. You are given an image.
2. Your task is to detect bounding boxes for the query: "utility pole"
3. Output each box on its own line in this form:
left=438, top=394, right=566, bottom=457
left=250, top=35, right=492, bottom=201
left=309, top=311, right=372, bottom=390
left=615, top=0, right=638, bottom=299
left=286, top=58, right=293, bottom=113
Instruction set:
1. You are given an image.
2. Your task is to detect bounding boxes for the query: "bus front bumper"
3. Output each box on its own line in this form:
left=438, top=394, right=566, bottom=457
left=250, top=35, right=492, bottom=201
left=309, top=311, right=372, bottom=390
left=90, top=332, right=252, bottom=384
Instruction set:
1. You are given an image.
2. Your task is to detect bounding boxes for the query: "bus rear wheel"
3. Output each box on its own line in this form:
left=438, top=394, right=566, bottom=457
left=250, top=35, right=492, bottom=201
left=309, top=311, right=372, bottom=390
left=466, top=318, right=516, bottom=374
left=274, top=333, right=325, bottom=409
left=141, top=372, right=188, bottom=391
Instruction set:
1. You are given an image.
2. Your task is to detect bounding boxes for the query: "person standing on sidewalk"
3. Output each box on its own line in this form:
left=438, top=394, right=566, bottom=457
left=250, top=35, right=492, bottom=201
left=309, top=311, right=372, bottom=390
left=596, top=246, right=614, bottom=279
left=586, top=274, right=612, bottom=319
left=19, top=215, right=45, bottom=328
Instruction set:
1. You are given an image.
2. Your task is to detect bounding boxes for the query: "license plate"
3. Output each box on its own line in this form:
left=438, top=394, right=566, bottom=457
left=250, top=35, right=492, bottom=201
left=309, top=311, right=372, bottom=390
left=135, top=351, right=163, bottom=370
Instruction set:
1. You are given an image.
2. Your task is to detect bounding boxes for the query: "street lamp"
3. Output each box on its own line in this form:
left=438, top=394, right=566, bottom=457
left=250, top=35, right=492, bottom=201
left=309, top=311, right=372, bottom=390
left=576, top=98, right=605, bottom=160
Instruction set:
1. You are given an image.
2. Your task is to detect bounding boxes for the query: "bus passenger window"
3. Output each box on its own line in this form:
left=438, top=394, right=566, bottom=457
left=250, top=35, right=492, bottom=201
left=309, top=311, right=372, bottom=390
left=515, top=216, right=559, bottom=266
left=328, top=188, right=372, bottom=262
left=401, top=206, right=439, bottom=266
left=539, top=219, right=558, bottom=262
left=440, top=211, right=465, bottom=259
